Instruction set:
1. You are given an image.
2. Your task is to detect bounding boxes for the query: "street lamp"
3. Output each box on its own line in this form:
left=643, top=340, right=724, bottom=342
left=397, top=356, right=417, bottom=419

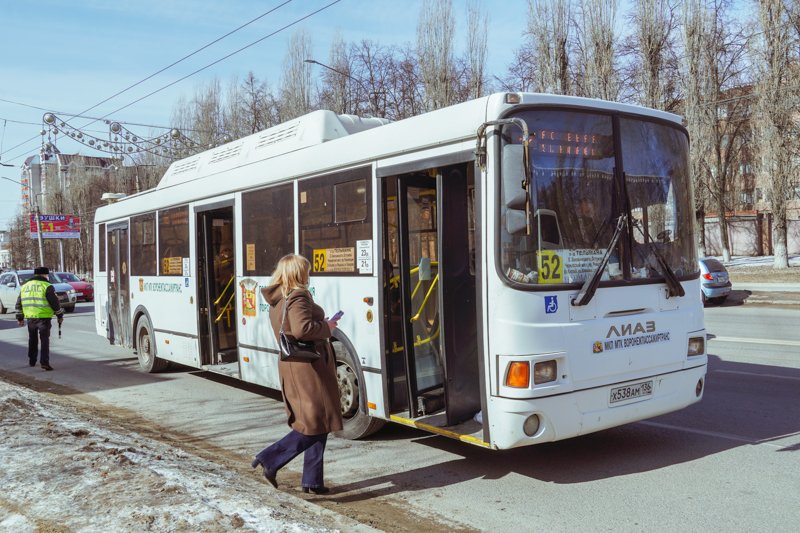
left=1, top=175, right=45, bottom=266
left=304, top=58, right=380, bottom=117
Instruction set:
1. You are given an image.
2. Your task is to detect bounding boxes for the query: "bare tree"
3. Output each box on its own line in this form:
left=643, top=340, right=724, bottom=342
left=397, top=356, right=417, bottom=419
left=233, top=72, right=279, bottom=134
left=576, top=0, right=618, bottom=100
left=279, top=30, right=314, bottom=121
left=318, top=35, right=351, bottom=114
left=681, top=0, right=749, bottom=262
left=752, top=0, right=798, bottom=268
left=417, top=0, right=456, bottom=109
left=682, top=0, right=710, bottom=255
left=384, top=44, right=425, bottom=120
left=627, top=0, right=681, bottom=110
left=465, top=0, right=489, bottom=99
left=506, top=0, right=572, bottom=94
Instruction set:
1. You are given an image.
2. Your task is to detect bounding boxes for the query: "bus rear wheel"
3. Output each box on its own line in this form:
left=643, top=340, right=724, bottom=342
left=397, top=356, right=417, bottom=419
left=136, top=316, right=168, bottom=373
left=332, top=340, right=385, bottom=440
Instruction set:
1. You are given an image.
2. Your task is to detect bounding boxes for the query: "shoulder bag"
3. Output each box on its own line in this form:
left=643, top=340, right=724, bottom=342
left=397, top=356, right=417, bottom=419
left=278, top=294, right=321, bottom=362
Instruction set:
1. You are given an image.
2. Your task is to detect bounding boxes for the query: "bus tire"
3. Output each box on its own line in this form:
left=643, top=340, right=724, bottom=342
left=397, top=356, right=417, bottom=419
left=135, top=316, right=167, bottom=373
left=332, top=339, right=385, bottom=440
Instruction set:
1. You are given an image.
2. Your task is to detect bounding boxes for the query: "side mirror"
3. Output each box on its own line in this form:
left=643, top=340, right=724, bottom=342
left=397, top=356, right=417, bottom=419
left=502, top=144, right=527, bottom=210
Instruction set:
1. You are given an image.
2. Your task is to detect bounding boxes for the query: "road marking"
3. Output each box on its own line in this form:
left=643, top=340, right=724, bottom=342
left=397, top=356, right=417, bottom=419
left=713, top=369, right=800, bottom=381
left=710, top=335, right=800, bottom=347
left=639, top=421, right=786, bottom=449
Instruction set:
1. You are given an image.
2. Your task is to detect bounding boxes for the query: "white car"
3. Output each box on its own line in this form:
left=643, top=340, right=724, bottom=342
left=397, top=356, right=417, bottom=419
left=0, top=270, right=77, bottom=314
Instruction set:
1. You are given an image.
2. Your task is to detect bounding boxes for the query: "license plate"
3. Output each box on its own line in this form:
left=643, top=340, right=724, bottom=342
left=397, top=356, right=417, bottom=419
left=610, top=380, right=653, bottom=404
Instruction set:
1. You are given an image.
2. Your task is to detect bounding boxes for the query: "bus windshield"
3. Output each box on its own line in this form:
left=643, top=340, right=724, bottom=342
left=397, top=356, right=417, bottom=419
left=500, top=108, right=698, bottom=287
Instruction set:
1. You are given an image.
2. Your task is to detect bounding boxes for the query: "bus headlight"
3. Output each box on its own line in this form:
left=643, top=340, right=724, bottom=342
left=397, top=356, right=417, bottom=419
left=533, top=360, right=557, bottom=384
left=687, top=336, right=705, bottom=357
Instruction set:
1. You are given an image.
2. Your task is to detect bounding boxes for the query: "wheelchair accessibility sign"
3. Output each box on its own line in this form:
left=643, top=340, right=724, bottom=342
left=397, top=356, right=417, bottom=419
left=544, top=295, right=558, bottom=314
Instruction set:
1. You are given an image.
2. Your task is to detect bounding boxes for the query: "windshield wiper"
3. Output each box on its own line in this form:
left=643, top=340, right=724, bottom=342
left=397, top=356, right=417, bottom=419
left=572, top=214, right=627, bottom=307
left=631, top=220, right=685, bottom=298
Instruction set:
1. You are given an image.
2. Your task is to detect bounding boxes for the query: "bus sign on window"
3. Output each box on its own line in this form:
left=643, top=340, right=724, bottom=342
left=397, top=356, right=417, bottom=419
left=537, top=250, right=563, bottom=284
left=313, top=247, right=356, bottom=273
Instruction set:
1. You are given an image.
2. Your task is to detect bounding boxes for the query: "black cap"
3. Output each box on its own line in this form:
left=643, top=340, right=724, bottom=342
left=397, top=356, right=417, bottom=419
left=34, top=266, right=49, bottom=275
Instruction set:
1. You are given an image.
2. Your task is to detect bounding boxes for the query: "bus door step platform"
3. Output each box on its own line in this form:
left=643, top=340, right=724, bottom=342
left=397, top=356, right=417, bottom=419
left=203, top=362, right=240, bottom=380
left=217, top=350, right=238, bottom=364
left=417, top=388, right=445, bottom=416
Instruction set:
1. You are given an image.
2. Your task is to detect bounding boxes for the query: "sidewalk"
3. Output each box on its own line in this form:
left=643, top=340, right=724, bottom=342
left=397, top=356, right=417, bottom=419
left=733, top=282, right=800, bottom=293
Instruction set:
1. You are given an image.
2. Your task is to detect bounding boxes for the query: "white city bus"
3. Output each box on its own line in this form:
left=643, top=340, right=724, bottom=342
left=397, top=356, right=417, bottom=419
left=93, top=93, right=707, bottom=450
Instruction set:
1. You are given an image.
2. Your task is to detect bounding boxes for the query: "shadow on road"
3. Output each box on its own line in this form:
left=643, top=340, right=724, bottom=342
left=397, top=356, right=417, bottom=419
left=326, top=353, right=799, bottom=500
left=704, top=289, right=750, bottom=308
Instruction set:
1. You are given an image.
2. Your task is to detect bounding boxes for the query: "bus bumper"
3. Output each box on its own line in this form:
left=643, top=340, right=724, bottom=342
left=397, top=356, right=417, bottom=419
left=488, top=363, right=707, bottom=450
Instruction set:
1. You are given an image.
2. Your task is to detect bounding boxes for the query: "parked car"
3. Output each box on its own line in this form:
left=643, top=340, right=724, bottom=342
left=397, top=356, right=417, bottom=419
left=53, top=271, right=94, bottom=302
left=0, top=270, right=77, bottom=314
left=699, top=258, right=731, bottom=305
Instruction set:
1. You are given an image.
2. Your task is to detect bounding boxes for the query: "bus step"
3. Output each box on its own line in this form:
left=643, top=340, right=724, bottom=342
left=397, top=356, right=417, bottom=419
left=417, top=388, right=444, bottom=415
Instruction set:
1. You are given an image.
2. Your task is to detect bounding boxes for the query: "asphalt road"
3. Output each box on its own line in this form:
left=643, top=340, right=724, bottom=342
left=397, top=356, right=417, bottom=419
left=1, top=302, right=798, bottom=532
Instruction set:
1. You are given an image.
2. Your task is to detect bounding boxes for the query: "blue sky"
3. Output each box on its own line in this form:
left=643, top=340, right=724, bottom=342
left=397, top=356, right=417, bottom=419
left=0, top=0, right=528, bottom=226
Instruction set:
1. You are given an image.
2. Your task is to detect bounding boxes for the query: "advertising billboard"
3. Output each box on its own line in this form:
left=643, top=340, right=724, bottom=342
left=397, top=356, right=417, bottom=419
left=29, top=214, right=81, bottom=239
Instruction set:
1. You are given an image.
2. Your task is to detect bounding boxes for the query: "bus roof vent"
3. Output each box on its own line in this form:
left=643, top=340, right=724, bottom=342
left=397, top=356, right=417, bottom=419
left=255, top=122, right=299, bottom=150
left=171, top=158, right=199, bottom=175
left=209, top=142, right=244, bottom=164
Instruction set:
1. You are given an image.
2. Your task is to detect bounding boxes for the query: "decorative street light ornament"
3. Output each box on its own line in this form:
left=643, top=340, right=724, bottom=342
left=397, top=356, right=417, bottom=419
left=170, top=128, right=181, bottom=139
left=43, top=113, right=56, bottom=125
left=110, top=122, right=122, bottom=134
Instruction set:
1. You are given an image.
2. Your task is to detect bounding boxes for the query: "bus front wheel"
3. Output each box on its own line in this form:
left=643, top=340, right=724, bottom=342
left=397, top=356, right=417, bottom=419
left=332, top=340, right=385, bottom=440
left=135, top=316, right=168, bottom=373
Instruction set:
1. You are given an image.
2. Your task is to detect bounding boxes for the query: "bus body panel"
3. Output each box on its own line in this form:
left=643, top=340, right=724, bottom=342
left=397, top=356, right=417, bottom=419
left=488, top=283, right=704, bottom=392
left=487, top=363, right=706, bottom=449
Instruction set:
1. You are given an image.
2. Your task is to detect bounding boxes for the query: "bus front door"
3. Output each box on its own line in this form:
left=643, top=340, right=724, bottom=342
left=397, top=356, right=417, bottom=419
left=384, top=165, right=480, bottom=426
left=196, top=206, right=238, bottom=372
left=107, top=224, right=132, bottom=347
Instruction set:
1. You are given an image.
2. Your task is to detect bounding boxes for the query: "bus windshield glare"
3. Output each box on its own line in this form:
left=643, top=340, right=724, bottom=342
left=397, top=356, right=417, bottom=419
left=500, top=109, right=698, bottom=287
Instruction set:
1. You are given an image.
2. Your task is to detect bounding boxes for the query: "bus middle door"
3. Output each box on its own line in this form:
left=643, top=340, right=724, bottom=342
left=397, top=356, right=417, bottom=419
left=107, top=223, right=132, bottom=347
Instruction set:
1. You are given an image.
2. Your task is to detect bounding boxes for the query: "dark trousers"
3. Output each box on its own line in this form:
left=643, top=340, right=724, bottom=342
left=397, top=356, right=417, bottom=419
left=255, top=430, right=328, bottom=488
left=27, top=318, right=52, bottom=366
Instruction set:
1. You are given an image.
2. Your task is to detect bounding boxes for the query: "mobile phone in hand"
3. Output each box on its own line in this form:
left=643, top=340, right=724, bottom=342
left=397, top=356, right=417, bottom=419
left=330, top=310, right=344, bottom=321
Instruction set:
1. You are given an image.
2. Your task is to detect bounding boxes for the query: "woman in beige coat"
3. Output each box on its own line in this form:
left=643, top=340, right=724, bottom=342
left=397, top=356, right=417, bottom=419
left=251, top=254, right=343, bottom=494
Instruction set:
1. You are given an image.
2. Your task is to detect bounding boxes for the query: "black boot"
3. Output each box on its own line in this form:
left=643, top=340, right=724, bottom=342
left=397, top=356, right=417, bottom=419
left=251, top=458, right=278, bottom=488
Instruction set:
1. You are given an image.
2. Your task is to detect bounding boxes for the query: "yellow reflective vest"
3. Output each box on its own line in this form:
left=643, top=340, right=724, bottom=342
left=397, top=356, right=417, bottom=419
left=20, top=279, right=55, bottom=319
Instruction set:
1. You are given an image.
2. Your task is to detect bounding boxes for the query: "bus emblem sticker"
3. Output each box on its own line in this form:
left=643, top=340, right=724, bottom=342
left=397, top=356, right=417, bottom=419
left=544, top=295, right=558, bottom=314
left=240, top=278, right=258, bottom=318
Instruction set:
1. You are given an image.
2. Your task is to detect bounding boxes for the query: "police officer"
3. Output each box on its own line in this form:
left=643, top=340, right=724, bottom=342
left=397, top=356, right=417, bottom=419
left=15, top=266, right=63, bottom=371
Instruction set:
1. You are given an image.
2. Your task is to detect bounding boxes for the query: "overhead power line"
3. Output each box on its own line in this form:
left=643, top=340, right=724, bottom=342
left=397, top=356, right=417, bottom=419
left=0, top=0, right=298, bottom=163
left=72, top=0, right=295, bottom=130
left=96, top=0, right=343, bottom=121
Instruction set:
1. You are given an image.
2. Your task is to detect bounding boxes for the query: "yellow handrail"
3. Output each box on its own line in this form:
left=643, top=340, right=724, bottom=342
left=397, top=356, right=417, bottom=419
left=213, top=275, right=235, bottom=325
left=213, top=275, right=234, bottom=306
left=214, top=290, right=235, bottom=324
left=410, top=274, right=438, bottom=323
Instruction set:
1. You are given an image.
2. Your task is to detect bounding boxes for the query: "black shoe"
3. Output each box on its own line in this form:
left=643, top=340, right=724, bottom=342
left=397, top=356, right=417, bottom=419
left=29, top=361, right=36, bottom=367
left=251, top=458, right=278, bottom=489
left=302, top=486, right=330, bottom=495
left=41, top=364, right=53, bottom=371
